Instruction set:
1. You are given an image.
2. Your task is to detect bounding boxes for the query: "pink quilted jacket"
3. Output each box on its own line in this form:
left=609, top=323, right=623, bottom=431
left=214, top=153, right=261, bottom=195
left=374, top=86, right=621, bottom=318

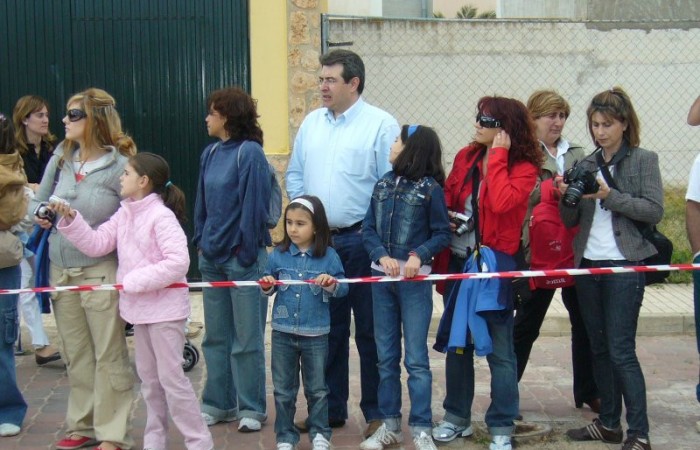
left=57, top=193, right=190, bottom=324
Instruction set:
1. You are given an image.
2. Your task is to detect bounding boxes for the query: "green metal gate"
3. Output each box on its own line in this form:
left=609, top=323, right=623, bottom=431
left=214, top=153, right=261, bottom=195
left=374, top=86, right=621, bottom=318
left=0, top=0, right=251, bottom=279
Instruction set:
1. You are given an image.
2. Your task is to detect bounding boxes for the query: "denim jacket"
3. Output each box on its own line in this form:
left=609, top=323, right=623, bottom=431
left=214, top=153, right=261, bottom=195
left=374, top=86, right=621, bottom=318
left=263, top=243, right=349, bottom=336
left=363, top=172, right=451, bottom=265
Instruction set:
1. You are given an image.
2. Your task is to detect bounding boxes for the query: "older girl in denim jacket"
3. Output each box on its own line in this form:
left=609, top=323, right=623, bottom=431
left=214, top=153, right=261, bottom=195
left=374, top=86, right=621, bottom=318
left=259, top=195, right=348, bottom=450
left=360, top=125, right=450, bottom=450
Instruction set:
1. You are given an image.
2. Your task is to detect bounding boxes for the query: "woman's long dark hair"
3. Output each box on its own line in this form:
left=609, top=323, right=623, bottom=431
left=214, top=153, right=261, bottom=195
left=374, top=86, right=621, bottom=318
left=393, top=125, right=446, bottom=186
left=207, top=87, right=264, bottom=145
left=476, top=96, right=543, bottom=169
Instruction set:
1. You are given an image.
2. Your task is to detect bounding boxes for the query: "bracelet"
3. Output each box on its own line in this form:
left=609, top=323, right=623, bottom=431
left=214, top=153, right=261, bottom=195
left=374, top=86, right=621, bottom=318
left=408, top=251, right=420, bottom=261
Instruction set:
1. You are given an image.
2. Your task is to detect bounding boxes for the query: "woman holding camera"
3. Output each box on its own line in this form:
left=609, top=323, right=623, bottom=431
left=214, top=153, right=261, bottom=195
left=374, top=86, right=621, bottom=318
left=562, top=87, right=662, bottom=450
left=432, top=96, right=542, bottom=450
left=513, top=90, right=599, bottom=413
left=30, top=88, right=135, bottom=450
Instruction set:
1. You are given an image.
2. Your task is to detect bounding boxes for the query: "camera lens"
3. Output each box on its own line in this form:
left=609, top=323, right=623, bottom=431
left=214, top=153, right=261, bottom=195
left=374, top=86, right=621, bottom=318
left=562, top=182, right=585, bottom=207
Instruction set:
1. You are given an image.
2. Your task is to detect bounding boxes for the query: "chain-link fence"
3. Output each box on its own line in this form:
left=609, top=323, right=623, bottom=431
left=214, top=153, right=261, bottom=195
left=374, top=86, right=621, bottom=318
left=322, top=15, right=700, bottom=278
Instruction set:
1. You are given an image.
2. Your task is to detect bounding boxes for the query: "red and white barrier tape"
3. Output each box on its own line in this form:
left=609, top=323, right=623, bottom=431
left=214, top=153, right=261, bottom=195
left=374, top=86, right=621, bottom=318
left=0, top=263, right=697, bottom=296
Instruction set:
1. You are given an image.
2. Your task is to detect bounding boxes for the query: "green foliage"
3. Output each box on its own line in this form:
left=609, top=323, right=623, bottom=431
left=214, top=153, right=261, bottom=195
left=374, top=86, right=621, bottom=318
left=454, top=4, right=496, bottom=19
left=659, top=186, right=691, bottom=283
left=433, top=11, right=445, bottom=18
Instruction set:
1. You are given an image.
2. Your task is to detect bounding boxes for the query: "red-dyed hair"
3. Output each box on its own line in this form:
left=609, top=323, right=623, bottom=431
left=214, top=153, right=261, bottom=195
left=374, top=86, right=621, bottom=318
left=475, top=96, right=543, bottom=169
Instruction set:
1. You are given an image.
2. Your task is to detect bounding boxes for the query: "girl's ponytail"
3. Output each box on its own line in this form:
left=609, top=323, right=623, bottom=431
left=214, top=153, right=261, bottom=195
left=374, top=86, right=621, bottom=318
left=161, top=181, right=187, bottom=224
left=129, top=152, right=187, bottom=223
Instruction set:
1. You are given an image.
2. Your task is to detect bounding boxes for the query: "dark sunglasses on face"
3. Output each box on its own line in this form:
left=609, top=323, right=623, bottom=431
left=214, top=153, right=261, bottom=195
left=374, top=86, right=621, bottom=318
left=66, top=109, right=87, bottom=122
left=476, top=113, right=502, bottom=129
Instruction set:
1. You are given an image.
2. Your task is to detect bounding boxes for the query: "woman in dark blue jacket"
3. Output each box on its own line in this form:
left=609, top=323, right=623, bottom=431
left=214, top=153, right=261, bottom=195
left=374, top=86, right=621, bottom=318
left=193, top=87, right=272, bottom=431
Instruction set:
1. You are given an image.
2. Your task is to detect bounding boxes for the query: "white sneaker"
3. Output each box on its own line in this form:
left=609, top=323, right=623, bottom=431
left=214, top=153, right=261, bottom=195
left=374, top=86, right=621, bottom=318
left=489, top=435, right=512, bottom=450
left=238, top=417, right=262, bottom=432
left=432, top=420, right=473, bottom=442
left=312, top=433, right=332, bottom=450
left=277, top=443, right=295, bottom=450
left=201, top=411, right=237, bottom=426
left=359, top=423, right=402, bottom=450
left=0, top=423, right=21, bottom=437
left=413, top=431, right=437, bottom=450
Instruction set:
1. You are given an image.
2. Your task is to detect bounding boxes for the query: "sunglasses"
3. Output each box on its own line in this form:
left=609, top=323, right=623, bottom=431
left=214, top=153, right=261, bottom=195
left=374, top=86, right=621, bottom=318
left=476, top=113, right=502, bottom=129
left=66, top=109, right=87, bottom=122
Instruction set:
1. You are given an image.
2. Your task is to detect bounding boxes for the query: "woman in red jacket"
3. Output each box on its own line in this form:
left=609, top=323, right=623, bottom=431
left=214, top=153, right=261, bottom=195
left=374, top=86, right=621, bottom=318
left=432, top=97, right=542, bottom=450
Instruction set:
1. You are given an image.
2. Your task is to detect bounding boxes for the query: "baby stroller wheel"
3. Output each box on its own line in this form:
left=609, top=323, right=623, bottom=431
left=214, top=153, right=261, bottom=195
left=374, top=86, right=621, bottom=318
left=183, top=342, right=199, bottom=372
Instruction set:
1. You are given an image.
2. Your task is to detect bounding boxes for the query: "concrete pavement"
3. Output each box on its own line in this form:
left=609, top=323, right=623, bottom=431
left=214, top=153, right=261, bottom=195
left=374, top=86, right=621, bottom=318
left=5, top=283, right=699, bottom=450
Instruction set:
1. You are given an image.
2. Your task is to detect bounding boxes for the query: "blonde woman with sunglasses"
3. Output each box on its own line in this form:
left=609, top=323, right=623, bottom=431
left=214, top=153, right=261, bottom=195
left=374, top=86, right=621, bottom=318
left=29, top=88, right=136, bottom=450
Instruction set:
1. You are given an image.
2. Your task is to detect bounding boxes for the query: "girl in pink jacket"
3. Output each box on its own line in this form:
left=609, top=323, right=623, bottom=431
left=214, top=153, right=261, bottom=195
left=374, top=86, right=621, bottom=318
left=54, top=152, right=213, bottom=450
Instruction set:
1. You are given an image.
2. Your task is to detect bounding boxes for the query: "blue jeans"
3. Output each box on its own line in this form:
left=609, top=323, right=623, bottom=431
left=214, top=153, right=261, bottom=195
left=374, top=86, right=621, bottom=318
left=442, top=253, right=518, bottom=436
left=199, top=250, right=268, bottom=422
left=0, top=265, right=27, bottom=427
left=272, top=330, right=330, bottom=445
left=326, top=230, right=380, bottom=422
left=443, top=309, right=518, bottom=437
left=576, top=259, right=648, bottom=438
left=694, top=254, right=700, bottom=403
left=372, top=272, right=433, bottom=434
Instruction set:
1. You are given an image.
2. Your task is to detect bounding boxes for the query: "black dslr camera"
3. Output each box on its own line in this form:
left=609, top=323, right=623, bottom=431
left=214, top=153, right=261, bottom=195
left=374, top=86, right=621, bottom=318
left=562, top=163, right=599, bottom=207
left=450, top=212, right=475, bottom=237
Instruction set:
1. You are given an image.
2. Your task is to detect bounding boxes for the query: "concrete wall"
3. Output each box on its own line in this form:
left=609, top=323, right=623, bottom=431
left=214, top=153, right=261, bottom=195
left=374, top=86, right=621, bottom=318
left=323, top=17, right=700, bottom=186
left=500, top=0, right=700, bottom=20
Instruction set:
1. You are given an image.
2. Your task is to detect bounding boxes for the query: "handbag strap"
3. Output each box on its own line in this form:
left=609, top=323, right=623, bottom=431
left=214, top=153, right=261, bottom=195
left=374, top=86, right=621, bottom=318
left=595, top=148, right=654, bottom=238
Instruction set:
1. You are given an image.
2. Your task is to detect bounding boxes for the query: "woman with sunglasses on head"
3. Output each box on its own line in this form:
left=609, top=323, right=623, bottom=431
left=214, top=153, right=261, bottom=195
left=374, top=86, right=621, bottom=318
left=562, top=87, right=661, bottom=450
left=29, top=88, right=136, bottom=450
left=12, top=95, right=62, bottom=366
left=431, top=97, right=542, bottom=450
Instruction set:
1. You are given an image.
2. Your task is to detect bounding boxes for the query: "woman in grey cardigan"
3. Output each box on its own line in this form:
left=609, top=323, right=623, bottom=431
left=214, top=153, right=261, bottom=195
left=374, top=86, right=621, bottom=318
left=31, top=88, right=136, bottom=450
left=561, top=87, right=662, bottom=450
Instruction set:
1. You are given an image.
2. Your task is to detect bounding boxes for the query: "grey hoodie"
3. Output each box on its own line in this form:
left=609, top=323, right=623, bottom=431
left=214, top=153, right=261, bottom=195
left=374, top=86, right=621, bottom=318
left=29, top=142, right=128, bottom=268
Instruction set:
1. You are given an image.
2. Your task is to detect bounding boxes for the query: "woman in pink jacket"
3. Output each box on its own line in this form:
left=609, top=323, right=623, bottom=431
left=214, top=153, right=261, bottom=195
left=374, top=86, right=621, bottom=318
left=54, top=152, right=213, bottom=450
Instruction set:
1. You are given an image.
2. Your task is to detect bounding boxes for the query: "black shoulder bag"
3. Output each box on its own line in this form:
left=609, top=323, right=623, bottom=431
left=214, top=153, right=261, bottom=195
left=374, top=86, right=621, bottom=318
left=596, top=150, right=672, bottom=285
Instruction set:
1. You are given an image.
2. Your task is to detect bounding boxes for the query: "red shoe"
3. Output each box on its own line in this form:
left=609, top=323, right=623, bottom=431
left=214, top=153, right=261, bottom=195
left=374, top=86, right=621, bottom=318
left=55, top=436, right=99, bottom=450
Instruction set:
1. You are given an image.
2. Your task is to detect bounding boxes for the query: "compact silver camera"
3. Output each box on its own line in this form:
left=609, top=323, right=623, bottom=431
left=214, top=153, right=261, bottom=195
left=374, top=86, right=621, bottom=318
left=450, top=212, right=474, bottom=237
left=33, top=195, right=69, bottom=222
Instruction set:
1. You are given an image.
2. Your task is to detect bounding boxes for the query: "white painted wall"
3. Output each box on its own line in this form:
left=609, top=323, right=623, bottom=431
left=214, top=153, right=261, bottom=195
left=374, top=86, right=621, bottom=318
left=324, top=18, right=700, bottom=186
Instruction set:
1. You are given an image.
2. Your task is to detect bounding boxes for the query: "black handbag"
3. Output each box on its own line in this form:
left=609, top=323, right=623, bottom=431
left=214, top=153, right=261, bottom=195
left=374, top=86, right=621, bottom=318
left=596, top=151, right=672, bottom=285
left=638, top=226, right=673, bottom=285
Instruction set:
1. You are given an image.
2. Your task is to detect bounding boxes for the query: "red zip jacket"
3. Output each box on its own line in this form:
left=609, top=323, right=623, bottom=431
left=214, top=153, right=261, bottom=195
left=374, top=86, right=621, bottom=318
left=434, top=144, right=538, bottom=291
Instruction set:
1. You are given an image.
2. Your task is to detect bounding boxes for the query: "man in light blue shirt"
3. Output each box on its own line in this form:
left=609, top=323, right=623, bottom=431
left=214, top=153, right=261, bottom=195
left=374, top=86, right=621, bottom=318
left=286, top=49, right=400, bottom=437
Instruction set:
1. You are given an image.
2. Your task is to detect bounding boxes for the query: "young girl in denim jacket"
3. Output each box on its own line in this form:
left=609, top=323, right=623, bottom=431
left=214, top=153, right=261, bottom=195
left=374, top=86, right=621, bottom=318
left=54, top=153, right=213, bottom=450
left=360, top=125, right=451, bottom=450
left=258, top=195, right=349, bottom=450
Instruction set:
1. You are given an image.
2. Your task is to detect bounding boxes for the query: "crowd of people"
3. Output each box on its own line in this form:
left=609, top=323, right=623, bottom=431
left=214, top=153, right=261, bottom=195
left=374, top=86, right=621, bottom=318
left=0, top=48, right=698, bottom=450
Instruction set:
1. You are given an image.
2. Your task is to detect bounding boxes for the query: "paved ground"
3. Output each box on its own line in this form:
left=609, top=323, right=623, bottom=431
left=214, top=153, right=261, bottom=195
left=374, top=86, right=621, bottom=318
left=5, top=283, right=699, bottom=450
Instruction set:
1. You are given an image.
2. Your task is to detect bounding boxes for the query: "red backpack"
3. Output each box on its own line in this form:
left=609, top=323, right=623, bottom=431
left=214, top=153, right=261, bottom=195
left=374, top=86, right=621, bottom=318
left=528, top=178, right=578, bottom=290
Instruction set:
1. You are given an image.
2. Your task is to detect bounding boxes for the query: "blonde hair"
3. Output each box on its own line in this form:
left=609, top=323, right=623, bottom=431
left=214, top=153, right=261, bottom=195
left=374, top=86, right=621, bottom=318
left=62, top=88, right=136, bottom=164
left=12, top=95, right=57, bottom=155
left=587, top=86, right=640, bottom=148
left=526, top=90, right=571, bottom=119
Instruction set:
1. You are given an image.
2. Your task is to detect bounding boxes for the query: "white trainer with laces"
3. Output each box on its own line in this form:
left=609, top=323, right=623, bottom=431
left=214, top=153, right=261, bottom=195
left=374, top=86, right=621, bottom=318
left=489, top=434, right=512, bottom=450
left=201, top=411, right=237, bottom=426
left=359, top=423, right=403, bottom=450
left=413, top=431, right=438, bottom=450
left=277, top=443, right=295, bottom=450
left=312, top=433, right=332, bottom=450
left=238, top=417, right=262, bottom=432
left=432, top=420, right=473, bottom=442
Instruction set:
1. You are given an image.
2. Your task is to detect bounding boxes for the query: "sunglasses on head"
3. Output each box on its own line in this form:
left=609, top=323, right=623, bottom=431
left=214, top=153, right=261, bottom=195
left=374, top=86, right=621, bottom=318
left=66, top=109, right=87, bottom=122
left=476, top=113, right=502, bottom=129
